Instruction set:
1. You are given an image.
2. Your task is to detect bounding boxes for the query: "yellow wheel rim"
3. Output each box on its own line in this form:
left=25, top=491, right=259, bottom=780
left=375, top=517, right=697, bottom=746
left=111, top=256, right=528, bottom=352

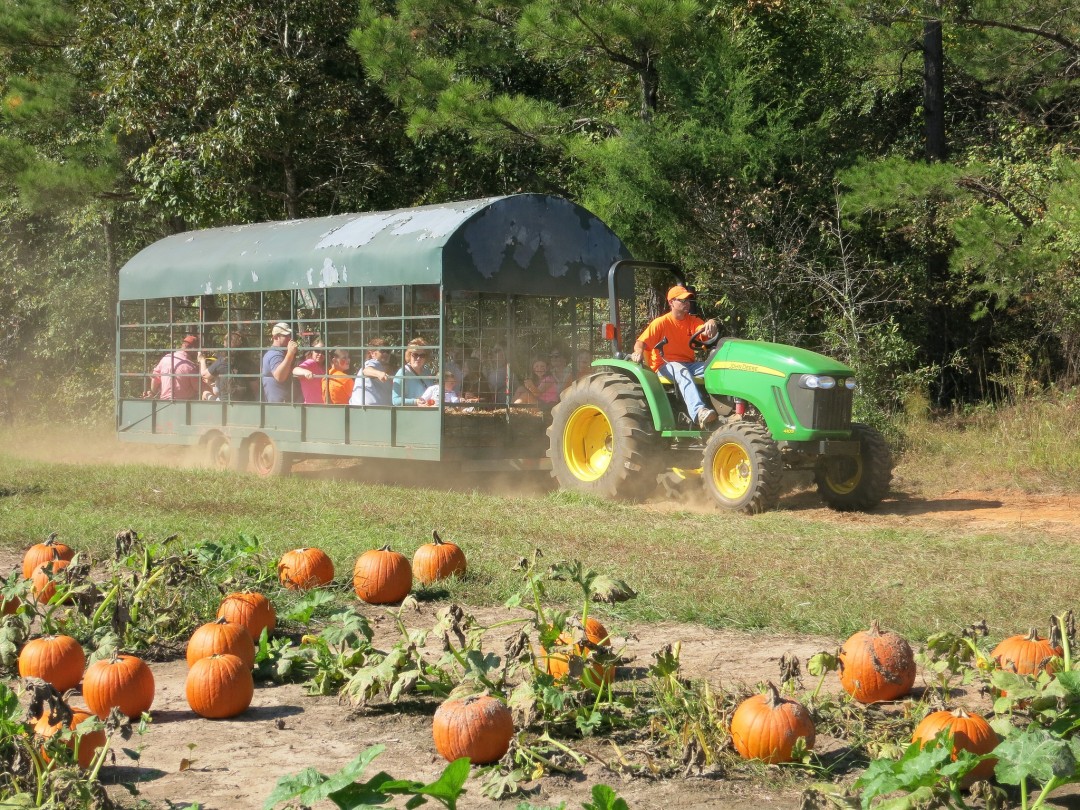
left=562, top=405, right=613, bottom=482
left=824, top=457, right=863, bottom=495
left=711, top=442, right=753, bottom=500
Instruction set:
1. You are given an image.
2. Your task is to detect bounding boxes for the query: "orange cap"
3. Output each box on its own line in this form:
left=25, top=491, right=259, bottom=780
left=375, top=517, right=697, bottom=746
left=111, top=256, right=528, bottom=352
left=667, top=285, right=693, bottom=301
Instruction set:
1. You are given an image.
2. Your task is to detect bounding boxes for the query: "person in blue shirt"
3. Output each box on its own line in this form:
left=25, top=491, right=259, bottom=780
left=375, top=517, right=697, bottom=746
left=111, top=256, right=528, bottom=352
left=261, top=322, right=298, bottom=402
left=393, top=337, right=432, bottom=406
left=350, top=337, right=394, bottom=406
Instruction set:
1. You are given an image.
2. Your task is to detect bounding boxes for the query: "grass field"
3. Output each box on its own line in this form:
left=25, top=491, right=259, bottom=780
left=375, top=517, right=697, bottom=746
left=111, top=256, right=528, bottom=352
left=1, top=406, right=1077, bottom=646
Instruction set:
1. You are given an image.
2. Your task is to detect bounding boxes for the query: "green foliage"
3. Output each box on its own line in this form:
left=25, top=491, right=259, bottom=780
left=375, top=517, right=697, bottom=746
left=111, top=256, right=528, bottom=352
left=264, top=745, right=470, bottom=810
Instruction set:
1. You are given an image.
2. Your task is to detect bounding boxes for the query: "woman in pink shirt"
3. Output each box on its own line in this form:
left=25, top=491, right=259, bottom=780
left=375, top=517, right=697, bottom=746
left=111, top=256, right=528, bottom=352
left=291, top=340, right=326, bottom=403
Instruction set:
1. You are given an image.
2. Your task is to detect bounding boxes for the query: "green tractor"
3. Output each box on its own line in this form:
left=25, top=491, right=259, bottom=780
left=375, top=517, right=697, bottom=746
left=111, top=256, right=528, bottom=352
left=547, top=261, right=893, bottom=514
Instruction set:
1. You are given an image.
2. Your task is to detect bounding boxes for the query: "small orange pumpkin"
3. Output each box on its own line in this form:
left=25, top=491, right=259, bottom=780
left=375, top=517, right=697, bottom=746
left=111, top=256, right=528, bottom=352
left=432, top=694, right=514, bottom=764
left=83, top=653, right=155, bottom=719
left=34, top=707, right=106, bottom=769
left=186, top=618, right=255, bottom=670
left=543, top=616, right=614, bottom=686
left=353, top=545, right=412, bottom=604
left=412, top=530, right=467, bottom=585
left=1, top=594, right=19, bottom=616
left=185, top=653, right=254, bottom=719
left=30, top=559, right=72, bottom=604
left=730, top=681, right=816, bottom=763
left=912, top=708, right=998, bottom=787
left=22, top=536, right=75, bottom=579
left=277, top=548, right=335, bottom=590
left=216, top=592, right=276, bottom=642
left=18, top=634, right=86, bottom=692
left=839, top=620, right=916, bottom=703
left=991, top=628, right=1062, bottom=677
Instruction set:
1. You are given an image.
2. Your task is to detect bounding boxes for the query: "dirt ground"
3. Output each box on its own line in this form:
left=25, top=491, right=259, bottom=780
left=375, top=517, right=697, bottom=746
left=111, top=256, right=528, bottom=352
left=5, top=433, right=1080, bottom=808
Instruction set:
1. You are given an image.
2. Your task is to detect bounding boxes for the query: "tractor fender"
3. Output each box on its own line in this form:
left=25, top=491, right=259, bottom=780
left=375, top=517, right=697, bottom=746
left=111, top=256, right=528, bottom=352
left=591, top=359, right=680, bottom=431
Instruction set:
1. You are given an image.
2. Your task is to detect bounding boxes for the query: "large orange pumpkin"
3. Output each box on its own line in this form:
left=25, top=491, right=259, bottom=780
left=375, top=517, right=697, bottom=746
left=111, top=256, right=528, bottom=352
left=839, top=620, right=916, bottom=703
left=185, top=653, right=254, bottom=719
left=543, top=616, right=614, bottom=686
left=216, top=592, right=276, bottom=642
left=30, top=559, right=72, bottom=604
left=432, top=694, right=514, bottom=764
left=277, top=548, right=335, bottom=590
left=186, top=618, right=255, bottom=670
left=34, top=707, right=106, bottom=769
left=912, top=708, right=998, bottom=787
left=730, top=682, right=816, bottom=764
left=991, top=628, right=1062, bottom=677
left=412, top=530, right=467, bottom=585
left=18, top=634, right=86, bottom=692
left=22, top=537, right=75, bottom=579
left=353, top=546, right=412, bottom=604
left=83, top=653, right=155, bottom=719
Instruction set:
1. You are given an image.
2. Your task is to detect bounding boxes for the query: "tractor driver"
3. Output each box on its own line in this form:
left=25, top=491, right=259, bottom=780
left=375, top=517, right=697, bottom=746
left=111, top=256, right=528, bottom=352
left=630, top=285, right=719, bottom=429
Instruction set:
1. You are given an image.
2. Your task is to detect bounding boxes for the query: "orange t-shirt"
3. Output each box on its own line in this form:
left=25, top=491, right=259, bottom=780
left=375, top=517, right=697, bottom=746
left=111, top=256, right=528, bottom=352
left=323, top=367, right=355, bottom=404
left=636, top=312, right=706, bottom=371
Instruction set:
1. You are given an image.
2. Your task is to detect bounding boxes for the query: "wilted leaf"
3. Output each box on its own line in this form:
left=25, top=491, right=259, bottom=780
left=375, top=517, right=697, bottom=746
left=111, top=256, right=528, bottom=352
left=589, top=575, right=636, bottom=604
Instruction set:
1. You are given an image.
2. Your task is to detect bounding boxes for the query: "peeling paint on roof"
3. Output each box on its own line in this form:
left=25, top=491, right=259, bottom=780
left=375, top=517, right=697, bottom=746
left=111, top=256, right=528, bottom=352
left=119, top=194, right=631, bottom=300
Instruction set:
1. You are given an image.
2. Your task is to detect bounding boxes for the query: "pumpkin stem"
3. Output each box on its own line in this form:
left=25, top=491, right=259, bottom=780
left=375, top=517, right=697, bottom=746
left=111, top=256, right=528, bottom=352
left=432, top=529, right=444, bottom=545
left=763, top=680, right=784, bottom=708
left=378, top=543, right=393, bottom=552
left=868, top=619, right=883, bottom=636
left=950, top=707, right=971, bottom=718
left=1026, top=627, right=1042, bottom=641
left=213, top=617, right=230, bottom=626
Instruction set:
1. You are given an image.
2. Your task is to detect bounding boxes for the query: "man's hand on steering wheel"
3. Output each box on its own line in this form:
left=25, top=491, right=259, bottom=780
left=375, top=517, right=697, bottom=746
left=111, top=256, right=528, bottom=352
left=690, top=320, right=720, bottom=350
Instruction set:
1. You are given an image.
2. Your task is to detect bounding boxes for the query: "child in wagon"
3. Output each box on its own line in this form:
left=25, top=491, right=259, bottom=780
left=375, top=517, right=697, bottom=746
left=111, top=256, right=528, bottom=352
left=419, top=371, right=463, bottom=406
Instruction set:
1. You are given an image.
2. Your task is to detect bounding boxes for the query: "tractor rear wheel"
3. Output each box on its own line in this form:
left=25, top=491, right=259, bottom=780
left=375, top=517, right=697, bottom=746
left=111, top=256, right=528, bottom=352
left=815, top=422, right=892, bottom=511
left=702, top=421, right=782, bottom=514
left=548, top=372, right=661, bottom=502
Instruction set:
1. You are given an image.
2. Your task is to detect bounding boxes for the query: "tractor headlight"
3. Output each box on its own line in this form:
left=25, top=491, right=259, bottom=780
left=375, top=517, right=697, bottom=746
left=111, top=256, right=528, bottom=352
left=799, top=374, right=836, bottom=390
left=844, top=377, right=857, bottom=390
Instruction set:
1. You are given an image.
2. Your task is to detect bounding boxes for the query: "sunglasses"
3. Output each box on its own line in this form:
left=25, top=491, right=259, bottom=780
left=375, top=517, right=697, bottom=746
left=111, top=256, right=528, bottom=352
left=411, top=352, right=428, bottom=359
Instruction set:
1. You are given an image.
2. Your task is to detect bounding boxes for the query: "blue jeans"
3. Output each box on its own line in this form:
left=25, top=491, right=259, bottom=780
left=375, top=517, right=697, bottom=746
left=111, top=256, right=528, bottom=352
left=659, top=361, right=708, bottom=422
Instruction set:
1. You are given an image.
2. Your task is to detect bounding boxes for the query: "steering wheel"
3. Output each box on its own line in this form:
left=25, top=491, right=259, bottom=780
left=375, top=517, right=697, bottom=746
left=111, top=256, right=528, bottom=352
left=689, top=324, right=720, bottom=351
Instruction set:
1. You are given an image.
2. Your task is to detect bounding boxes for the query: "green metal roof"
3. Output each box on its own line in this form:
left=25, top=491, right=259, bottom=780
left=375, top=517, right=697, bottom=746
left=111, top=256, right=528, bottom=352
left=119, top=194, right=633, bottom=300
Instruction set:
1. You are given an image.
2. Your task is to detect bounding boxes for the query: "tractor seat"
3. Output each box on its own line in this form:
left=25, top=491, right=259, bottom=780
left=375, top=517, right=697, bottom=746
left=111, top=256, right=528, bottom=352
left=657, top=374, right=705, bottom=386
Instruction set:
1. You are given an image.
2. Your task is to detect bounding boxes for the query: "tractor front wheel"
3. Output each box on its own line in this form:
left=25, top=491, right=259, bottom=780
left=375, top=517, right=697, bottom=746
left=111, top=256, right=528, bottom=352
left=548, top=372, right=661, bottom=502
left=815, top=422, right=892, bottom=511
left=702, top=421, right=783, bottom=514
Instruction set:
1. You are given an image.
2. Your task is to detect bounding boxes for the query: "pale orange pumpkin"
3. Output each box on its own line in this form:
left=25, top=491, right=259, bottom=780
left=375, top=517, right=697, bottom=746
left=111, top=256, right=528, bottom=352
left=353, top=545, right=412, bottom=604
left=22, top=537, right=75, bottom=579
left=185, top=653, right=254, bottom=719
left=912, top=708, right=998, bottom=787
left=18, top=634, right=85, bottom=692
left=83, top=653, right=155, bottom=720
left=432, top=694, right=514, bottom=764
left=991, top=628, right=1062, bottom=677
left=839, top=620, right=916, bottom=703
left=186, top=618, right=255, bottom=670
left=730, top=682, right=816, bottom=763
left=216, top=592, right=276, bottom=642
left=34, top=707, right=105, bottom=769
left=412, top=530, right=466, bottom=585
left=30, top=559, right=72, bottom=604
left=277, top=548, right=335, bottom=590
left=543, top=616, right=614, bottom=686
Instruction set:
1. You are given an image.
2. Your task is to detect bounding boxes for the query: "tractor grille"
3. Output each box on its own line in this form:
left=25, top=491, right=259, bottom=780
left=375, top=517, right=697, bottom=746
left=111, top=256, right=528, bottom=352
left=786, top=381, right=853, bottom=431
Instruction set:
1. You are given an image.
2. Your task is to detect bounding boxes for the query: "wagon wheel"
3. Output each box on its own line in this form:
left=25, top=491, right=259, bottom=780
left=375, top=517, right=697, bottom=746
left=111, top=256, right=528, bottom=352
left=248, top=433, right=293, bottom=478
left=815, top=422, right=893, bottom=511
left=547, top=371, right=662, bottom=502
left=702, top=421, right=782, bottom=514
left=205, top=433, right=238, bottom=471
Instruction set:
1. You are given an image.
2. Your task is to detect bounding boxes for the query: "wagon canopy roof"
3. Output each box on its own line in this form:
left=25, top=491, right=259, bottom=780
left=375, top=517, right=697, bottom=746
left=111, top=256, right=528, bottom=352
left=119, top=194, right=632, bottom=300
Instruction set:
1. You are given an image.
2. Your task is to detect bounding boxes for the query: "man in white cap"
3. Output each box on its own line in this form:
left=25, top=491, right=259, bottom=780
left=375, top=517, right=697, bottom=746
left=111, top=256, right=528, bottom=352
left=262, top=322, right=298, bottom=402
left=630, top=285, right=719, bottom=429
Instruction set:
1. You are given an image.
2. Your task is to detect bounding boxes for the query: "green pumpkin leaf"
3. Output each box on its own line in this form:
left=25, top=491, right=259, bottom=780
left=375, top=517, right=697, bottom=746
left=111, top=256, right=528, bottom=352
left=993, top=727, right=1078, bottom=785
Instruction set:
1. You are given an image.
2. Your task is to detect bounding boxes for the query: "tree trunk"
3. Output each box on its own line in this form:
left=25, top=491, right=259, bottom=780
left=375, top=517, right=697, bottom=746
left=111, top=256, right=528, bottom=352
left=923, top=19, right=946, bottom=161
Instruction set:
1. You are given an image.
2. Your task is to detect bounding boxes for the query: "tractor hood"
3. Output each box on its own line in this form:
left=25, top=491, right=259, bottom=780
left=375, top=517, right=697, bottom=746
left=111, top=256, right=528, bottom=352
left=708, top=339, right=854, bottom=378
